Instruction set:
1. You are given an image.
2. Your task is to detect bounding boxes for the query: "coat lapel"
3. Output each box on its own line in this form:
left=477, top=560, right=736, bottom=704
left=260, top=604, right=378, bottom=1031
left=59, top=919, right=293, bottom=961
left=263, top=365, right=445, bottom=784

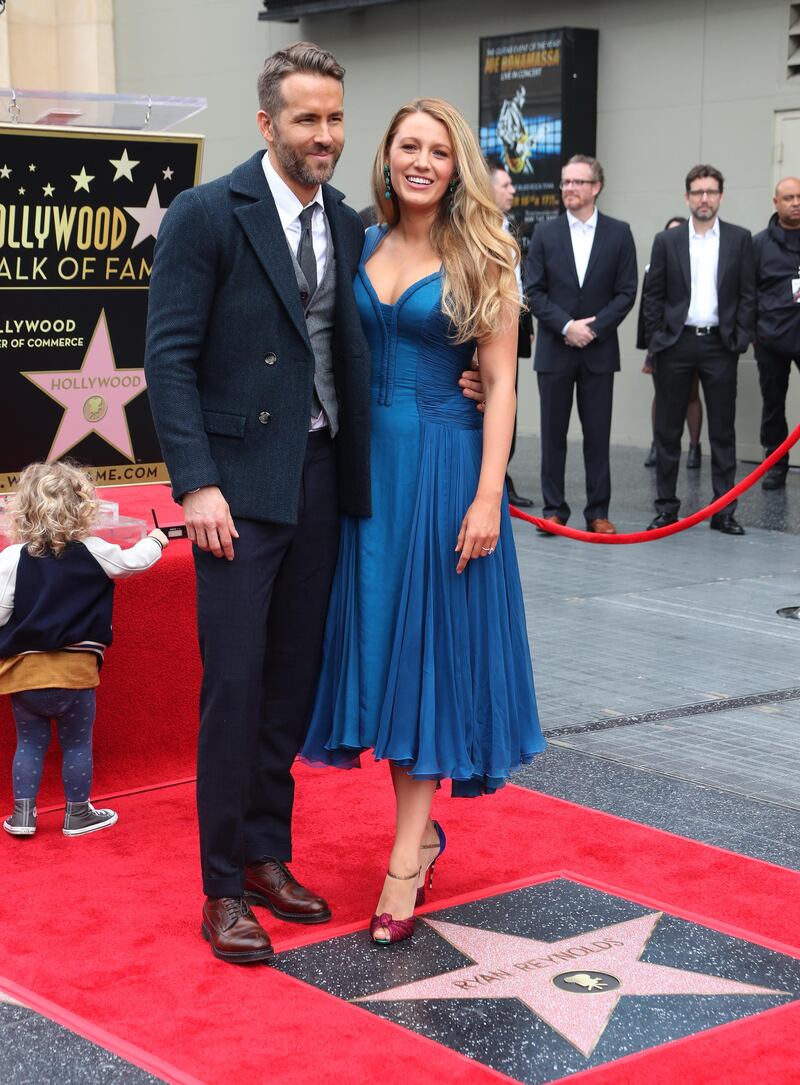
left=558, top=213, right=580, bottom=286
left=716, top=219, right=732, bottom=288
left=321, top=183, right=352, bottom=306
left=675, top=221, right=691, bottom=292
left=231, top=153, right=310, bottom=348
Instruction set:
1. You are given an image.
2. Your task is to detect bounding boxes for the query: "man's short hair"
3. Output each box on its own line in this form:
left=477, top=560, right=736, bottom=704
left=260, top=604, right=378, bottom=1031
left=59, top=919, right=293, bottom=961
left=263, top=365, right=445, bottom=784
left=564, top=154, right=604, bottom=190
left=685, top=164, right=724, bottom=193
left=257, top=41, right=345, bottom=117
left=486, top=157, right=507, bottom=178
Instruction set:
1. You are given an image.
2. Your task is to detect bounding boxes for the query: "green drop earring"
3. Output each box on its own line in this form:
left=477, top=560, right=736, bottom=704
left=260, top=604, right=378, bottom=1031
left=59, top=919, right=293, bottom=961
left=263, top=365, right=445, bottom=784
left=383, top=163, right=392, bottom=200
left=448, top=176, right=458, bottom=196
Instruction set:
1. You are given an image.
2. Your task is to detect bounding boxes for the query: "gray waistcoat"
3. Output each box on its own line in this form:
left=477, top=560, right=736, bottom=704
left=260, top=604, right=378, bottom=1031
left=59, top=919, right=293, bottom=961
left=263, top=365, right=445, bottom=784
left=289, top=217, right=339, bottom=436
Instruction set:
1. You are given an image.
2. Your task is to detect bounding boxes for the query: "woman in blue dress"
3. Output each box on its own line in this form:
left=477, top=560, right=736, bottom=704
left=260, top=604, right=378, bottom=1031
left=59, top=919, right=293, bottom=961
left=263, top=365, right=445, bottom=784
left=302, top=98, right=545, bottom=944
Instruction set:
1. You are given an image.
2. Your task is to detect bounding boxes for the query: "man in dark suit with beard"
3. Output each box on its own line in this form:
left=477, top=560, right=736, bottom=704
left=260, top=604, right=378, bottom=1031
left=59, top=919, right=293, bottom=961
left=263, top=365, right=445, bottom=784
left=643, top=164, right=755, bottom=534
left=525, top=155, right=637, bottom=534
left=144, top=43, right=372, bottom=964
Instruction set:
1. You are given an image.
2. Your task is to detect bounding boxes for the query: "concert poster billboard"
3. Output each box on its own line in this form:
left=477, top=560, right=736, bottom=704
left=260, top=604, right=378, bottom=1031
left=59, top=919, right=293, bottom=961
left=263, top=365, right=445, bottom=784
left=479, top=28, right=598, bottom=254
left=0, top=124, right=203, bottom=491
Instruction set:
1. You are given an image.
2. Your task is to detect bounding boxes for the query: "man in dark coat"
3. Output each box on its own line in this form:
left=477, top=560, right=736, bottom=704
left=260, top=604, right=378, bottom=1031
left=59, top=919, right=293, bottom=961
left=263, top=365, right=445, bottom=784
left=643, top=164, right=755, bottom=535
left=754, top=177, right=800, bottom=490
left=145, top=43, right=373, bottom=964
left=525, top=155, right=637, bottom=534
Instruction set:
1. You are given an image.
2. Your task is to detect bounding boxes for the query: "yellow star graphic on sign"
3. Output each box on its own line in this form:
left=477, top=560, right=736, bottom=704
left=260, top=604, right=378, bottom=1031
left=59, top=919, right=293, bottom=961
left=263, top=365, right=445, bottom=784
left=0, top=165, right=11, bottom=179
left=71, top=167, right=94, bottom=193
left=42, top=183, right=55, bottom=198
left=109, top=148, right=140, bottom=182
left=28, top=163, right=36, bottom=172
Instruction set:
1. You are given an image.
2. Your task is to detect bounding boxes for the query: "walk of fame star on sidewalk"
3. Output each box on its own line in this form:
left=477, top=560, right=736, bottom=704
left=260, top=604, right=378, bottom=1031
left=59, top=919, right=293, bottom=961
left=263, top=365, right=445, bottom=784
left=22, top=310, right=146, bottom=462
left=356, top=912, right=788, bottom=1058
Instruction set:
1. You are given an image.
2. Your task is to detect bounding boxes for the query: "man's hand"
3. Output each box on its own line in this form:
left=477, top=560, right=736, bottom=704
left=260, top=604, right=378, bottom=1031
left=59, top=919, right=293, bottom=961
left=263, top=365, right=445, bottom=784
left=459, top=359, right=486, bottom=413
left=564, top=317, right=596, bottom=348
left=182, top=486, right=238, bottom=560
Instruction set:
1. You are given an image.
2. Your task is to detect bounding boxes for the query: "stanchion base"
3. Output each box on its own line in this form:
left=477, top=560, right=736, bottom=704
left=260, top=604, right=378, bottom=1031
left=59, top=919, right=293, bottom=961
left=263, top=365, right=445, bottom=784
left=776, top=606, right=800, bottom=620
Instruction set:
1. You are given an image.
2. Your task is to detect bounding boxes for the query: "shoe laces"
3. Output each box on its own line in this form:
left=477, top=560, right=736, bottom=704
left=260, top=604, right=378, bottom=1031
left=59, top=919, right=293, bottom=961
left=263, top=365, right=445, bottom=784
left=265, top=858, right=292, bottom=890
left=223, top=897, right=252, bottom=924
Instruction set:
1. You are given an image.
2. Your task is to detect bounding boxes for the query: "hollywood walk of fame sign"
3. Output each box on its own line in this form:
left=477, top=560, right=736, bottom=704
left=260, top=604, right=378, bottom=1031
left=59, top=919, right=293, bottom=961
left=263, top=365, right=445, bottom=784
left=0, top=123, right=203, bottom=490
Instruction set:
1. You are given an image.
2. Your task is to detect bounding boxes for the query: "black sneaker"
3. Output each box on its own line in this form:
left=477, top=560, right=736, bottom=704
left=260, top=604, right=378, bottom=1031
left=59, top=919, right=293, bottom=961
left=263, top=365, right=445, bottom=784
left=63, top=801, right=118, bottom=837
left=3, top=799, right=37, bottom=837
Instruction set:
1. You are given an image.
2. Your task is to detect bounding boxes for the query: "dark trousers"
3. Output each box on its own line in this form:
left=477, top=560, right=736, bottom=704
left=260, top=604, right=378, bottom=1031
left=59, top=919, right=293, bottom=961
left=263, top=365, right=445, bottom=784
left=756, top=343, right=800, bottom=470
left=537, top=361, right=614, bottom=523
left=653, top=330, right=738, bottom=517
left=194, top=431, right=340, bottom=899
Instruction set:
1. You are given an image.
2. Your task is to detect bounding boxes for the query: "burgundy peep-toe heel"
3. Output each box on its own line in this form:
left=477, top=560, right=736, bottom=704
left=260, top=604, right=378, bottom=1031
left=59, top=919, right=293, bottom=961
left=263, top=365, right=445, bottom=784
left=370, top=867, right=420, bottom=946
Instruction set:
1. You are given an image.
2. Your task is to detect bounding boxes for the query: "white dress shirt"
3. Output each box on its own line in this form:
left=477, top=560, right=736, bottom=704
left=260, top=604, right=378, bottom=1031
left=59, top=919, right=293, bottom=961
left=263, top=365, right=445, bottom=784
left=261, top=150, right=328, bottom=429
left=686, top=217, right=720, bottom=327
left=567, top=208, right=598, bottom=288
left=261, top=150, right=327, bottom=286
left=561, top=209, right=598, bottom=335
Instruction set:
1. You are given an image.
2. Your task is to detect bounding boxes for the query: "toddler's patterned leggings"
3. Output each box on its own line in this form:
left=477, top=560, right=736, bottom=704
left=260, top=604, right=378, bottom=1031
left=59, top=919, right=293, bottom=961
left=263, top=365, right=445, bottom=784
left=10, top=687, right=96, bottom=802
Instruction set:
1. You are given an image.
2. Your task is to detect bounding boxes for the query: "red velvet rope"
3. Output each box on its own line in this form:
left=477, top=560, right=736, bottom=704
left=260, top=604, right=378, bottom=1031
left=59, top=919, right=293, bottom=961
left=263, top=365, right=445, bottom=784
left=510, top=424, right=800, bottom=543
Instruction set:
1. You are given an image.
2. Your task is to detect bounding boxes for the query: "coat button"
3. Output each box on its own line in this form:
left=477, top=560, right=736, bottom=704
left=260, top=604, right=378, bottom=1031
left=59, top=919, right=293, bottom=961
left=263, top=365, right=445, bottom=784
left=264, top=352, right=277, bottom=365
left=258, top=411, right=271, bottom=424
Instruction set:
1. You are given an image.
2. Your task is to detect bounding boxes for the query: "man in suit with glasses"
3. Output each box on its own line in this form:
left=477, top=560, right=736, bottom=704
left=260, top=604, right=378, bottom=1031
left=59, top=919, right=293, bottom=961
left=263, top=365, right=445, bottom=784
left=525, top=155, right=637, bottom=534
left=643, top=164, right=755, bottom=534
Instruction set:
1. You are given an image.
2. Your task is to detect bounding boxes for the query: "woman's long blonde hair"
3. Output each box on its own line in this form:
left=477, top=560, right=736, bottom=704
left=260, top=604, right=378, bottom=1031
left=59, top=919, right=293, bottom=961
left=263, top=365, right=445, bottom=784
left=9, top=461, right=99, bottom=557
left=371, top=97, right=521, bottom=344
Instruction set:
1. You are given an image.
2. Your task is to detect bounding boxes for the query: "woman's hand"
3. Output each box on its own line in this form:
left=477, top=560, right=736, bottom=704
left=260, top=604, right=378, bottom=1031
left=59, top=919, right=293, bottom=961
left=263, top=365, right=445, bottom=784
left=455, top=495, right=501, bottom=574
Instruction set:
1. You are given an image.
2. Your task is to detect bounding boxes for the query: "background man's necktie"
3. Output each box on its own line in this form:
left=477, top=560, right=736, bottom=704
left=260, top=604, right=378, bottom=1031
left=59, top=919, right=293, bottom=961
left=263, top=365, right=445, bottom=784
left=297, top=206, right=318, bottom=299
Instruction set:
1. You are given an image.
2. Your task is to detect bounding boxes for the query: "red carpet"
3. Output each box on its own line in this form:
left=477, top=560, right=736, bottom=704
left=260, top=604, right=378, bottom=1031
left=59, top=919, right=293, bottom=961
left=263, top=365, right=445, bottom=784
left=1, top=761, right=799, bottom=1085
left=2, top=483, right=799, bottom=1083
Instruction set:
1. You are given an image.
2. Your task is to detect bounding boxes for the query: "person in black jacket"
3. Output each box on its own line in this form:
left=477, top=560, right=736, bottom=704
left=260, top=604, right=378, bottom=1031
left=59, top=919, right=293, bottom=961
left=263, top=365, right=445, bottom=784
left=643, top=164, right=755, bottom=535
left=0, top=462, right=167, bottom=839
left=754, top=177, right=800, bottom=490
left=525, top=155, right=637, bottom=534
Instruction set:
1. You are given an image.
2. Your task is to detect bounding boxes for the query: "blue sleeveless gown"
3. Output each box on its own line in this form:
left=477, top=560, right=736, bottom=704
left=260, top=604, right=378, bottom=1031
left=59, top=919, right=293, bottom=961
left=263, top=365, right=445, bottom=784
left=301, top=226, right=545, bottom=795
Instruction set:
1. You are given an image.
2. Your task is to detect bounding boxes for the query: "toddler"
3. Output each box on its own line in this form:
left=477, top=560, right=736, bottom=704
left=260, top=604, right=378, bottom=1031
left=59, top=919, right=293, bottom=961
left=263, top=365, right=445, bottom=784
left=0, top=461, right=168, bottom=837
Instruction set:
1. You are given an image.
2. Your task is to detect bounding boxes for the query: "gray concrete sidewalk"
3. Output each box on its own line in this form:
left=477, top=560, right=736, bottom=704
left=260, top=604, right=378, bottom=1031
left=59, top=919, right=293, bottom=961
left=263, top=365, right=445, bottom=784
left=510, top=439, right=800, bottom=869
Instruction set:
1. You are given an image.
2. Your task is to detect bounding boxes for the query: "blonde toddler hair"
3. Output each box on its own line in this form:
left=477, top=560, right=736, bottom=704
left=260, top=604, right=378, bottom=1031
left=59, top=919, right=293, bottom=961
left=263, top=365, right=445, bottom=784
left=8, top=461, right=99, bottom=557
left=372, top=97, right=521, bottom=344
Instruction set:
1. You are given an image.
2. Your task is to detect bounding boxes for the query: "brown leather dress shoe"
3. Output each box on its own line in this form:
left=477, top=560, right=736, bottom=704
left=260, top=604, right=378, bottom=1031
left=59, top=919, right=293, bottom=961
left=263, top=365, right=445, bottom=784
left=201, top=896, right=274, bottom=964
left=587, top=518, right=617, bottom=534
left=244, top=859, right=331, bottom=924
left=536, top=514, right=566, bottom=536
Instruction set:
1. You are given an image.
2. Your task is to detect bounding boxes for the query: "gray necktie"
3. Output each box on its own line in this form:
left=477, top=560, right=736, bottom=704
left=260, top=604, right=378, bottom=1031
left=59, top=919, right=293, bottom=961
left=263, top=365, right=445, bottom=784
left=297, top=205, right=317, bottom=300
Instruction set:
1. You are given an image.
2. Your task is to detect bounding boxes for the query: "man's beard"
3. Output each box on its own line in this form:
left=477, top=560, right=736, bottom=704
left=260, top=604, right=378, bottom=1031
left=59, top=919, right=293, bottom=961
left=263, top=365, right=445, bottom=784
left=272, top=125, right=340, bottom=186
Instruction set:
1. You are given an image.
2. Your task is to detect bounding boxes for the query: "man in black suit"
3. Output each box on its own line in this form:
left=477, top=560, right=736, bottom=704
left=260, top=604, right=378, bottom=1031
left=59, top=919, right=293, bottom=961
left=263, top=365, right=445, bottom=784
left=144, top=44, right=372, bottom=964
left=525, top=155, right=637, bottom=534
left=489, top=161, right=534, bottom=507
left=643, top=164, right=755, bottom=534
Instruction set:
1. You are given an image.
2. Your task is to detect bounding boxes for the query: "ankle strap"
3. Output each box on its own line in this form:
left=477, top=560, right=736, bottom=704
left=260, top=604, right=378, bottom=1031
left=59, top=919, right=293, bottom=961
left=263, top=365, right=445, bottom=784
left=386, top=867, right=421, bottom=881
